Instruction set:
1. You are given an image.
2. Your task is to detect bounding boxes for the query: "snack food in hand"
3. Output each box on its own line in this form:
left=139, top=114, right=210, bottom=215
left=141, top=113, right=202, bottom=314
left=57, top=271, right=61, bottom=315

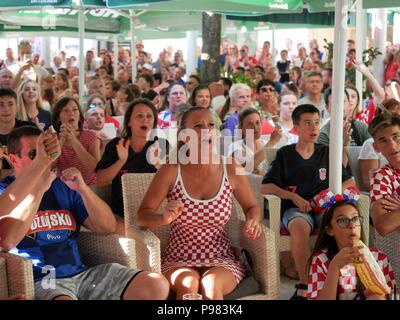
left=354, top=240, right=391, bottom=297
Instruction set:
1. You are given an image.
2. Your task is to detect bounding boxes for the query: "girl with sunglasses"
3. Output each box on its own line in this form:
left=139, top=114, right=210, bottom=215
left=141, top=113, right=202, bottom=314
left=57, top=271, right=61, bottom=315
left=307, top=199, right=395, bottom=300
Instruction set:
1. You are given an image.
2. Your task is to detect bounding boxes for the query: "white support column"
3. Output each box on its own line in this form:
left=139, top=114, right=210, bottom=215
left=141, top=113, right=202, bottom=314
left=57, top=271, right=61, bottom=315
left=129, top=10, right=137, bottom=82
left=186, top=31, right=198, bottom=77
left=113, top=35, right=119, bottom=79
left=329, top=0, right=348, bottom=194
left=355, top=0, right=365, bottom=113
left=372, top=8, right=387, bottom=86
left=42, top=36, right=51, bottom=68
left=271, top=24, right=276, bottom=63
left=78, top=0, right=85, bottom=105
left=393, top=13, right=400, bottom=48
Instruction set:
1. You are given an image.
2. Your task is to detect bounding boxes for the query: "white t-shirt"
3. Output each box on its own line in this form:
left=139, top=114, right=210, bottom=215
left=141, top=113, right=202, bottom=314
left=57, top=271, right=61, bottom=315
left=8, top=63, right=49, bottom=83
left=228, top=139, right=267, bottom=173
left=358, top=138, right=388, bottom=167
left=264, top=120, right=299, bottom=149
left=211, top=95, right=227, bottom=111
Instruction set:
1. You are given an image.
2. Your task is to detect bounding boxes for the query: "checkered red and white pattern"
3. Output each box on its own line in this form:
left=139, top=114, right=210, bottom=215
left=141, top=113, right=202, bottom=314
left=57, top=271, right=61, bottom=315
left=161, top=173, right=246, bottom=284
left=307, top=248, right=396, bottom=300
left=370, top=164, right=400, bottom=202
left=57, top=129, right=99, bottom=185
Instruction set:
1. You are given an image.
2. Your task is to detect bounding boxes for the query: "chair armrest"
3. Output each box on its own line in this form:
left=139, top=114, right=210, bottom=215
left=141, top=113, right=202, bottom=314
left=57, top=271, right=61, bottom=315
left=125, top=226, right=162, bottom=273
left=358, top=193, right=370, bottom=246
left=264, top=194, right=281, bottom=249
left=0, top=257, right=7, bottom=299
left=238, top=220, right=279, bottom=299
left=77, top=231, right=138, bottom=270
left=0, top=252, right=35, bottom=300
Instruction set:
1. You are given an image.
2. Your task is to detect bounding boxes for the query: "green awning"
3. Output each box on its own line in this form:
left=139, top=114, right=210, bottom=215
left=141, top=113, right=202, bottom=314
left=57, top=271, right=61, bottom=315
left=0, top=0, right=72, bottom=7
left=363, top=0, right=400, bottom=10
left=307, top=0, right=400, bottom=12
left=0, top=8, right=124, bottom=33
left=226, top=0, right=303, bottom=12
left=0, top=0, right=168, bottom=8
left=106, top=0, right=274, bottom=14
left=227, top=9, right=335, bottom=27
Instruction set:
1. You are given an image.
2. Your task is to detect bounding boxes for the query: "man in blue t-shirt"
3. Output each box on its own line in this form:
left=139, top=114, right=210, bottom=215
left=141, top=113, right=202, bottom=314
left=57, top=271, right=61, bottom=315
left=0, top=126, right=169, bottom=300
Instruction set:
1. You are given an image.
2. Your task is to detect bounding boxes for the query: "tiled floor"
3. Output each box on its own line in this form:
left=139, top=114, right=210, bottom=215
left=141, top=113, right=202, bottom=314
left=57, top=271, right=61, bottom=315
left=279, top=274, right=298, bottom=300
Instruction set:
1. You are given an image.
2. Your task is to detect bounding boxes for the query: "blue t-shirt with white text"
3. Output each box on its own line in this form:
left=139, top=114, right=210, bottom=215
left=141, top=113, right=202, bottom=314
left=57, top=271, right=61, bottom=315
left=0, top=177, right=89, bottom=281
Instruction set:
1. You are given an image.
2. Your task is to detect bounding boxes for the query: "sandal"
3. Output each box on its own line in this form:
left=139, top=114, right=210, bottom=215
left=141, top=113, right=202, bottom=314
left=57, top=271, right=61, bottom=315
left=290, top=283, right=308, bottom=300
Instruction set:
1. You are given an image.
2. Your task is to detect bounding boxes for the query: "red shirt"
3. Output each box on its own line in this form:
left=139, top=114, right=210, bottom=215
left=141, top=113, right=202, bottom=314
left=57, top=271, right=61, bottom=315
left=261, top=120, right=275, bottom=135
left=354, top=98, right=376, bottom=126
left=57, top=129, right=99, bottom=185
left=238, top=55, right=258, bottom=69
left=385, top=62, right=399, bottom=83
left=105, top=117, right=120, bottom=129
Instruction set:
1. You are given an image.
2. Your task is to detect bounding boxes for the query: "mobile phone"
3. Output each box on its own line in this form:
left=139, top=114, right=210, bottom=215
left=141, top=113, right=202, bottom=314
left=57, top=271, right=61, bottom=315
left=23, top=54, right=32, bottom=63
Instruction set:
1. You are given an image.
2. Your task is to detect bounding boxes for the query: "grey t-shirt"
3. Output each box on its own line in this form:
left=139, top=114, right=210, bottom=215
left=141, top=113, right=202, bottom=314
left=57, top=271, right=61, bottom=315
left=298, top=94, right=326, bottom=113
left=318, top=119, right=371, bottom=146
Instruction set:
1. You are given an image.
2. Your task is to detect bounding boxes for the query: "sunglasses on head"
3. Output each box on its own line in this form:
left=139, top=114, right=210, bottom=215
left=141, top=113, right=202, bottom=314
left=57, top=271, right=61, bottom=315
left=89, top=102, right=104, bottom=109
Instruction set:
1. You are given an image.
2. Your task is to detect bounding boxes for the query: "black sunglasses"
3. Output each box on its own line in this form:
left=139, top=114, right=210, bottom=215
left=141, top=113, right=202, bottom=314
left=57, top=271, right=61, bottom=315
left=260, top=87, right=275, bottom=93
left=28, top=149, right=36, bottom=160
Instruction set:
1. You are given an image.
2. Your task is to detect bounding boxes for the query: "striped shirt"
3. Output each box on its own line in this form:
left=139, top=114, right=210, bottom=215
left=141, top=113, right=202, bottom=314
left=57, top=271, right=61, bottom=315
left=57, top=129, right=99, bottom=185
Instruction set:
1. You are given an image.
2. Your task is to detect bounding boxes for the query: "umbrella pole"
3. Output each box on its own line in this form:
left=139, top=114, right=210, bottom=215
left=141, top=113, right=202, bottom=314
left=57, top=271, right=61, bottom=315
left=78, top=0, right=85, bottom=106
left=271, top=23, right=276, bottom=63
left=113, top=35, right=118, bottom=80
left=129, top=9, right=137, bottom=83
left=329, top=0, right=348, bottom=194
left=355, top=0, right=365, bottom=112
left=186, top=31, right=198, bottom=77
left=372, top=8, right=387, bottom=86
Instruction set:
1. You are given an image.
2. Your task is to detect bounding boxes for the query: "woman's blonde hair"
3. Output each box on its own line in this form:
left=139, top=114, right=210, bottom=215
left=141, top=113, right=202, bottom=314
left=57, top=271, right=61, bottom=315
left=16, top=79, right=43, bottom=122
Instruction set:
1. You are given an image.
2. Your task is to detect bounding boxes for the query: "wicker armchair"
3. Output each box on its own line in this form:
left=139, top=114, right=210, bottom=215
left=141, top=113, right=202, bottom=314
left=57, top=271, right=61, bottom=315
left=121, top=172, right=279, bottom=300
left=0, top=257, right=6, bottom=299
left=0, top=231, right=147, bottom=300
left=375, top=230, right=400, bottom=285
left=264, top=147, right=278, bottom=166
left=346, top=146, right=366, bottom=192
left=0, top=253, right=35, bottom=300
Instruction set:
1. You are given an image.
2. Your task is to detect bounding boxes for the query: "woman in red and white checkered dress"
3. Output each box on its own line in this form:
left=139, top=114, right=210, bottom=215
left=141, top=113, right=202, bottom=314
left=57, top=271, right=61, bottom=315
left=137, top=107, right=263, bottom=300
left=307, top=200, right=395, bottom=300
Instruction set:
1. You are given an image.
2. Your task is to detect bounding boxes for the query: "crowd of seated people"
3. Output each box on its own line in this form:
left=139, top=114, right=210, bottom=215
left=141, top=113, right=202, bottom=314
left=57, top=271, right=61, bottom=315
left=0, top=37, right=400, bottom=301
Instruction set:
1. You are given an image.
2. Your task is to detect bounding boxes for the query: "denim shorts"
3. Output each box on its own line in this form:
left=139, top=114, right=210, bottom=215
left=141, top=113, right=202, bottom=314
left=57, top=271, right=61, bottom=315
left=34, top=263, right=142, bottom=300
left=282, top=207, right=323, bottom=231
